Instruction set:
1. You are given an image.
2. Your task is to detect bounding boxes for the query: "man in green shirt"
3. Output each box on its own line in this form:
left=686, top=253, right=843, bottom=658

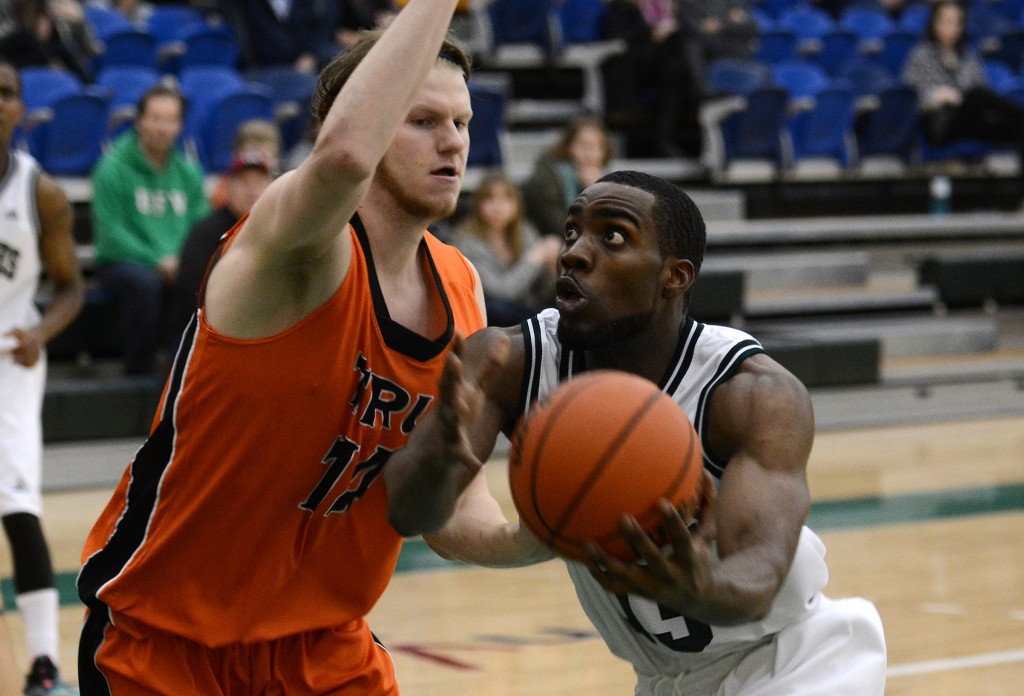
left=91, top=83, right=209, bottom=376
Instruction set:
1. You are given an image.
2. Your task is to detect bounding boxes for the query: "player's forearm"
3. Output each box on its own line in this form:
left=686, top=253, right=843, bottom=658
left=425, top=518, right=553, bottom=568
left=36, top=278, right=85, bottom=345
left=682, top=549, right=787, bottom=626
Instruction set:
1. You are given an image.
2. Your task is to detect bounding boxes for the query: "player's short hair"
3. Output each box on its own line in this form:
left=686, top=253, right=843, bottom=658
left=312, top=30, right=471, bottom=126
left=596, top=170, right=706, bottom=275
left=136, top=82, right=187, bottom=120
left=0, top=60, right=21, bottom=96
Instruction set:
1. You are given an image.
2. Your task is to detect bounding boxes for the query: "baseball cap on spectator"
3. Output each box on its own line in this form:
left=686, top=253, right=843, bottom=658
left=227, top=152, right=271, bottom=175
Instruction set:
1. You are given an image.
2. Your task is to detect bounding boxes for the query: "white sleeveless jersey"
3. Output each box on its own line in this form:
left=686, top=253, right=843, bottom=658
left=0, top=150, right=42, bottom=335
left=518, top=308, right=830, bottom=675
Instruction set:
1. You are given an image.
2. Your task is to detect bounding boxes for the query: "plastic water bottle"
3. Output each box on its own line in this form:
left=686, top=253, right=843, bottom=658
left=929, top=175, right=952, bottom=216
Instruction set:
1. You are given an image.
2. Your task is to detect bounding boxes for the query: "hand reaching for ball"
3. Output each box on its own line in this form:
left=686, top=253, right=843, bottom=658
left=583, top=470, right=718, bottom=613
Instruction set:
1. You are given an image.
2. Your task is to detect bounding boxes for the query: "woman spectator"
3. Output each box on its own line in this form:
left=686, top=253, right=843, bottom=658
left=0, top=0, right=99, bottom=81
left=452, top=172, right=560, bottom=327
left=521, top=115, right=613, bottom=239
left=903, top=0, right=1024, bottom=167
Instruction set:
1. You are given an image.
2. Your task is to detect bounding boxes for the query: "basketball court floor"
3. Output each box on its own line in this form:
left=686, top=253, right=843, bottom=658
left=2, top=399, right=1023, bottom=694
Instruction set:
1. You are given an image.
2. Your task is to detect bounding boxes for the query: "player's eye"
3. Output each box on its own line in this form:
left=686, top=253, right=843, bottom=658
left=605, top=229, right=625, bottom=245
left=564, top=225, right=580, bottom=242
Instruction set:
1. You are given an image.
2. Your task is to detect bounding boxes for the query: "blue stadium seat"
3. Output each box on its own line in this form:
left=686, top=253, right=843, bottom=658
left=467, top=79, right=508, bottom=167
left=787, top=85, right=858, bottom=166
left=247, top=66, right=319, bottom=152
left=179, top=24, right=240, bottom=71
left=93, top=29, right=159, bottom=71
left=718, top=86, right=790, bottom=168
left=983, top=59, right=1019, bottom=93
left=25, top=91, right=111, bottom=176
left=855, top=84, right=919, bottom=164
left=840, top=7, right=896, bottom=50
left=95, top=65, right=162, bottom=137
left=705, top=58, right=771, bottom=96
left=837, top=59, right=896, bottom=98
left=811, top=29, right=861, bottom=75
left=873, top=28, right=917, bottom=75
left=146, top=3, right=206, bottom=45
left=756, top=29, right=799, bottom=64
left=83, top=4, right=134, bottom=41
left=196, top=87, right=277, bottom=172
left=557, top=0, right=607, bottom=45
left=897, top=3, right=931, bottom=35
left=179, top=65, right=246, bottom=134
left=772, top=60, right=832, bottom=99
left=777, top=5, right=836, bottom=52
left=486, top=0, right=559, bottom=54
left=19, top=67, right=82, bottom=113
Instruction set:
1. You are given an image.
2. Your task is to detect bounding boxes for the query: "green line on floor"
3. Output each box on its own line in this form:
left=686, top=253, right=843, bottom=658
left=6, top=482, right=1024, bottom=609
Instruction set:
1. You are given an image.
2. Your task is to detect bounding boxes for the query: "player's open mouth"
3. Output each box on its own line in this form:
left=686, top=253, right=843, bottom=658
left=431, top=167, right=459, bottom=179
left=555, top=276, right=586, bottom=312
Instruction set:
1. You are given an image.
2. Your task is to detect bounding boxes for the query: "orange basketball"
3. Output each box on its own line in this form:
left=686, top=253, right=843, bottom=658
left=508, top=370, right=704, bottom=563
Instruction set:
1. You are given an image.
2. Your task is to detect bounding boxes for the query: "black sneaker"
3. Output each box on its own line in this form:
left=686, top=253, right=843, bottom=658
left=23, top=656, right=79, bottom=696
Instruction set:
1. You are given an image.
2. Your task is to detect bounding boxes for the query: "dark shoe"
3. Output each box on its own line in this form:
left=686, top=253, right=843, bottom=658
left=24, top=656, right=79, bottom=696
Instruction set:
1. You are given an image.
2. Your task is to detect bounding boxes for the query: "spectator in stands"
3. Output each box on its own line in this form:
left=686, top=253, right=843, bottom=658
left=0, top=0, right=100, bottom=82
left=451, top=171, right=560, bottom=326
left=91, top=83, right=209, bottom=376
left=0, top=59, right=84, bottom=696
left=167, top=152, right=273, bottom=353
left=209, top=118, right=280, bottom=208
left=601, top=0, right=700, bottom=157
left=92, top=0, right=155, bottom=28
left=903, top=0, right=1024, bottom=174
left=334, top=0, right=396, bottom=49
left=521, top=115, right=612, bottom=239
left=226, top=0, right=341, bottom=74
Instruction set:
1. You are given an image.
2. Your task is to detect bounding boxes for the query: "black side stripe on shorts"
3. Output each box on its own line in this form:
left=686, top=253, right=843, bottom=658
left=77, top=317, right=197, bottom=610
left=78, top=607, right=114, bottom=695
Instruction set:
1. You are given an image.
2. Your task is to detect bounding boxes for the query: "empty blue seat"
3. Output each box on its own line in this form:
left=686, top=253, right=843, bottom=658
left=93, top=29, right=159, bottom=71
left=756, top=29, right=800, bottom=64
left=787, top=85, right=858, bottom=166
left=557, top=0, right=607, bottom=45
left=855, top=84, right=920, bottom=163
left=247, top=66, right=319, bottom=152
left=705, top=58, right=771, bottom=96
left=26, top=91, right=111, bottom=176
left=20, top=67, right=82, bottom=113
left=196, top=87, right=277, bottom=172
left=95, top=65, right=162, bottom=137
left=772, top=60, right=832, bottom=99
left=719, top=86, right=790, bottom=167
left=83, top=4, right=135, bottom=40
left=467, top=79, right=508, bottom=167
left=486, top=0, right=559, bottom=54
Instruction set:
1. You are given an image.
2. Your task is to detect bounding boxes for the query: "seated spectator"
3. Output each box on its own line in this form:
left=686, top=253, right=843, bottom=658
left=334, top=0, right=396, bottom=49
left=209, top=118, right=281, bottom=208
left=451, top=171, right=560, bottom=327
left=168, top=152, right=274, bottom=352
left=903, top=1, right=1024, bottom=173
left=91, top=83, right=210, bottom=376
left=602, top=0, right=702, bottom=157
left=521, top=116, right=612, bottom=239
left=0, top=0, right=100, bottom=81
left=226, top=0, right=341, bottom=74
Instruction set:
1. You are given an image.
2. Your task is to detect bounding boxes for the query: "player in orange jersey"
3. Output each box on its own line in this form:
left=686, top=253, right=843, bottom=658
left=77, top=1, right=509, bottom=693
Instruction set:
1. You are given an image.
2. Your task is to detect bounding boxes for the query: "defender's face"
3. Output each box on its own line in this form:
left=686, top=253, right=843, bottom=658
left=0, top=66, right=24, bottom=146
left=375, top=63, right=471, bottom=221
left=555, top=181, right=665, bottom=349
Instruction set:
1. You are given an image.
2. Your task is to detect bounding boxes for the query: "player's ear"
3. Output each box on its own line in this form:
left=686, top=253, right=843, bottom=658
left=661, top=258, right=695, bottom=299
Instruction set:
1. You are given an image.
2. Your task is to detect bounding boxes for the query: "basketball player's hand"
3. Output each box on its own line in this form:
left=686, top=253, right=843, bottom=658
left=2, top=328, right=44, bottom=368
left=584, top=471, right=718, bottom=613
left=433, top=331, right=511, bottom=475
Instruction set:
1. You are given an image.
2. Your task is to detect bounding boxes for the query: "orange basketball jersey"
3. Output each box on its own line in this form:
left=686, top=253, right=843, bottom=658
left=79, top=216, right=484, bottom=647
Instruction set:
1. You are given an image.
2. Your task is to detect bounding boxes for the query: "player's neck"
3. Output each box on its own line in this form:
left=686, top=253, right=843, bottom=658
left=586, top=317, right=686, bottom=384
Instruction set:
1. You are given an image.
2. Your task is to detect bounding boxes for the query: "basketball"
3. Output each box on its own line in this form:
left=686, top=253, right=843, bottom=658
left=508, top=370, right=704, bottom=563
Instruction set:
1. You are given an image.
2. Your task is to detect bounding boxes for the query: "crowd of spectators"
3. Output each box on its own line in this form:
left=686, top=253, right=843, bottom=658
left=7, top=0, right=1024, bottom=376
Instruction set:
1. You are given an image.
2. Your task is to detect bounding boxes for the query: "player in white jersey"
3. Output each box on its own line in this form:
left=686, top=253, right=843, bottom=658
left=396, top=170, right=886, bottom=694
left=0, top=61, right=84, bottom=695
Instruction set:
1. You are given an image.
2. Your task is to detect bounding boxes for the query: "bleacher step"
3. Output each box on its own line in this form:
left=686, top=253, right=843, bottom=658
left=748, top=313, right=1001, bottom=360
left=745, top=286, right=939, bottom=318
left=704, top=250, right=871, bottom=290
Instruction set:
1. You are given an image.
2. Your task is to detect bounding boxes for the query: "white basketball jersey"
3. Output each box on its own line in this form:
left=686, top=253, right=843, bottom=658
left=518, top=308, right=830, bottom=675
left=0, top=150, right=43, bottom=336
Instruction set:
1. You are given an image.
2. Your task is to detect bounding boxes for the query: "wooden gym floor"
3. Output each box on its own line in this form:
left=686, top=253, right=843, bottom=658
left=2, top=414, right=1023, bottom=694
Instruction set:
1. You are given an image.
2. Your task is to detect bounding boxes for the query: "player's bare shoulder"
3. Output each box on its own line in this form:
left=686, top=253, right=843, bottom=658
left=465, top=324, right=527, bottom=430
left=706, top=353, right=814, bottom=465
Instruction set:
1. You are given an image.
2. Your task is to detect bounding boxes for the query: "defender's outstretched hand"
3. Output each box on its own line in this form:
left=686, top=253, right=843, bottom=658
left=385, top=330, right=511, bottom=537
